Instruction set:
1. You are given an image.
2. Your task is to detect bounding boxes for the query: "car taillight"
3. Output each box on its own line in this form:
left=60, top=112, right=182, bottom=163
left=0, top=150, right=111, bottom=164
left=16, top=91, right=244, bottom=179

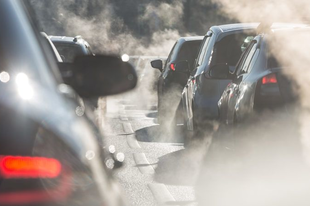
left=262, top=73, right=277, bottom=84
left=170, top=63, right=175, bottom=71
left=0, top=156, right=61, bottom=179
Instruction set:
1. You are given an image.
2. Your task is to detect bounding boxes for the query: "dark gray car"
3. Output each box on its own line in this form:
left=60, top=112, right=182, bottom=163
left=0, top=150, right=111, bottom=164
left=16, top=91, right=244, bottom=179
left=151, top=36, right=203, bottom=125
left=49, top=35, right=94, bottom=62
left=181, top=23, right=258, bottom=136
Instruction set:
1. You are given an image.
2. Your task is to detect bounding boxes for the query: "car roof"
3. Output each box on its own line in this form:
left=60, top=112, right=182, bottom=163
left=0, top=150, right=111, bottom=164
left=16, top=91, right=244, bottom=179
left=49, top=35, right=87, bottom=45
left=257, top=25, right=310, bottom=41
left=210, top=23, right=259, bottom=34
left=209, top=23, right=309, bottom=35
left=178, top=36, right=204, bottom=41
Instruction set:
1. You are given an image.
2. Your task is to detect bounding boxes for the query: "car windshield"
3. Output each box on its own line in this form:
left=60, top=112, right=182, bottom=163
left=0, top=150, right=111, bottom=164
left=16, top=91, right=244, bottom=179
left=2, top=0, right=310, bottom=206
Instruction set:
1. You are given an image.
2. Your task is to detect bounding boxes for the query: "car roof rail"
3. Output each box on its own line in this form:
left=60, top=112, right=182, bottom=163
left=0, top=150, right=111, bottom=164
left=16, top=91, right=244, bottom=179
left=256, top=22, right=273, bottom=34
left=73, top=35, right=82, bottom=42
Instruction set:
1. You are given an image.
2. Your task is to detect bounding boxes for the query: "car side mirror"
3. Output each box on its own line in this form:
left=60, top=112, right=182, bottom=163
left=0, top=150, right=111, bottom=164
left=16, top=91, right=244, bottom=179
left=150, top=59, right=163, bottom=72
left=175, top=60, right=190, bottom=74
left=58, top=55, right=137, bottom=98
left=208, top=63, right=230, bottom=79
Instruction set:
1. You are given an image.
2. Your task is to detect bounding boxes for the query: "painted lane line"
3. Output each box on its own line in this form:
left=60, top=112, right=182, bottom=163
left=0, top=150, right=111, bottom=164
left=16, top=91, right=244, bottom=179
left=133, top=153, right=155, bottom=174
left=122, top=122, right=141, bottom=148
left=120, top=116, right=129, bottom=121
left=148, top=183, right=176, bottom=205
left=119, top=106, right=128, bottom=121
left=126, top=135, right=141, bottom=149
left=122, top=122, right=134, bottom=134
left=119, top=104, right=125, bottom=111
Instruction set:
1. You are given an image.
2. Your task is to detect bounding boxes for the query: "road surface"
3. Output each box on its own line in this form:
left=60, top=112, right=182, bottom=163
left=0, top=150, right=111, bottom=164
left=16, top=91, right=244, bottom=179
left=96, top=59, right=210, bottom=206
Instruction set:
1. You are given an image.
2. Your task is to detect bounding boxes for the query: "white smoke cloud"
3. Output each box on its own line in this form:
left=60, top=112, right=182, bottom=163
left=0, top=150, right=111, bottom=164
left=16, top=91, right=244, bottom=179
left=141, top=1, right=184, bottom=29
left=31, top=0, right=187, bottom=56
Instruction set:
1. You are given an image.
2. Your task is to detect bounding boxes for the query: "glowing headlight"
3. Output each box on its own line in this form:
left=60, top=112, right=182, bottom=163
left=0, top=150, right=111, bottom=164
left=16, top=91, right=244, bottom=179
left=121, top=54, right=130, bottom=62
left=0, top=71, right=10, bottom=83
left=16, top=73, right=34, bottom=100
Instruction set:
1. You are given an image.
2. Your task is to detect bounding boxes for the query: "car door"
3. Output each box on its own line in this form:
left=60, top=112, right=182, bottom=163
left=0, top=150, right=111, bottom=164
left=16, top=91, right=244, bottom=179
left=157, top=42, right=177, bottom=108
left=197, top=32, right=252, bottom=120
left=222, top=39, right=259, bottom=125
left=183, top=33, right=212, bottom=126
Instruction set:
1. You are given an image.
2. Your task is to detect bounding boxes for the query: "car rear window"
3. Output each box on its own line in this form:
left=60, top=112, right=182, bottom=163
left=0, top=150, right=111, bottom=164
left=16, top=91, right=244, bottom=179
left=211, top=33, right=251, bottom=67
left=268, top=56, right=280, bottom=68
left=176, top=40, right=202, bottom=71
left=53, top=43, right=84, bottom=63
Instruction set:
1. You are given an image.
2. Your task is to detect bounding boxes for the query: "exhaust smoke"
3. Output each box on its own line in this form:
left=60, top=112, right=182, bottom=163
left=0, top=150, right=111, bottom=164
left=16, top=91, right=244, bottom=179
left=195, top=0, right=310, bottom=205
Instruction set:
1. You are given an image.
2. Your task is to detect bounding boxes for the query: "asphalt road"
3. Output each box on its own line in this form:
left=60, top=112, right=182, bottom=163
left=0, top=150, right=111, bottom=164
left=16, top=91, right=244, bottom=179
left=98, top=96, right=199, bottom=206
left=94, top=58, right=213, bottom=206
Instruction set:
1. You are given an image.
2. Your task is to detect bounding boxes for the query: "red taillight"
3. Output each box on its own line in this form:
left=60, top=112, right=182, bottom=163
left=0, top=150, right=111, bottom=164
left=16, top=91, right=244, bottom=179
left=170, top=63, right=175, bottom=71
left=262, top=73, right=277, bottom=84
left=0, top=169, right=72, bottom=205
left=0, top=156, right=61, bottom=179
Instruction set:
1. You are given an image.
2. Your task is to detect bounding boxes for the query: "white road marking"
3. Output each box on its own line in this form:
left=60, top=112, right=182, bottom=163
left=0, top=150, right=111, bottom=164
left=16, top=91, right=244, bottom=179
left=126, top=135, right=141, bottom=149
left=119, top=101, right=177, bottom=204
left=120, top=115, right=129, bottom=121
left=122, top=122, right=134, bottom=134
left=133, top=153, right=155, bottom=174
left=122, top=122, right=141, bottom=148
left=148, top=183, right=176, bottom=205
left=118, top=104, right=128, bottom=121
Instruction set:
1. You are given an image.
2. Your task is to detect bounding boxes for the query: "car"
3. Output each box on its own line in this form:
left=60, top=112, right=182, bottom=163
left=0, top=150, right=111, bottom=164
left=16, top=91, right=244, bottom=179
left=41, top=32, right=63, bottom=63
left=181, top=23, right=258, bottom=137
left=150, top=36, right=203, bottom=125
left=217, top=24, right=310, bottom=126
left=49, top=35, right=94, bottom=63
left=42, top=32, right=108, bottom=147
left=0, top=1, right=137, bottom=205
left=50, top=35, right=103, bottom=108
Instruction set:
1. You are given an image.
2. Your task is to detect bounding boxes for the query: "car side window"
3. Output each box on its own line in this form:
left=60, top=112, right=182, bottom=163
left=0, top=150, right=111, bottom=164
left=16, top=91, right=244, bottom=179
left=236, top=41, right=257, bottom=76
left=246, top=47, right=259, bottom=74
left=163, top=42, right=177, bottom=71
left=197, top=35, right=211, bottom=66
